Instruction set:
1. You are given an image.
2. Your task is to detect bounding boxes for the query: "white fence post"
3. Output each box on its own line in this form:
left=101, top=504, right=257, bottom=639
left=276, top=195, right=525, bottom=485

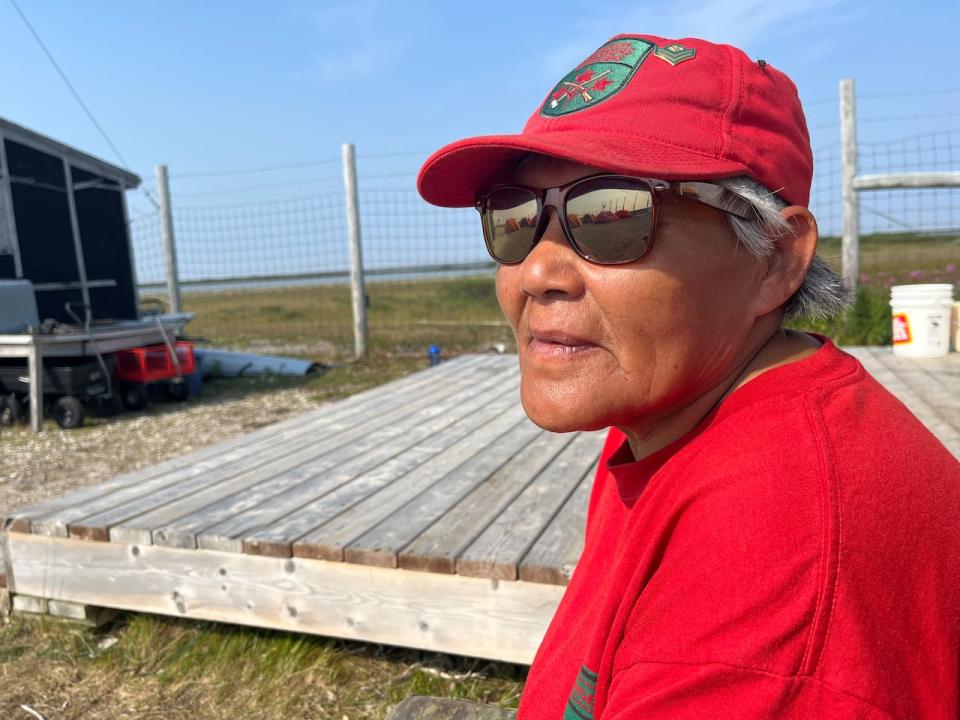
left=156, top=164, right=181, bottom=315
left=840, top=78, right=859, bottom=294
left=342, top=143, right=368, bottom=359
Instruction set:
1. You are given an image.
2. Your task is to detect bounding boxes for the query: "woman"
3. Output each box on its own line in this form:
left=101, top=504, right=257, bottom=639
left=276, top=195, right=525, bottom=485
left=418, top=34, right=960, bottom=720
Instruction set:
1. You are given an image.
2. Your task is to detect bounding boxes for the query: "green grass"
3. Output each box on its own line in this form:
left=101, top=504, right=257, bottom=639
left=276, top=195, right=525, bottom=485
left=183, top=274, right=515, bottom=363
left=818, top=232, right=960, bottom=283
left=787, top=232, right=958, bottom=345
left=183, top=233, right=958, bottom=357
left=199, top=355, right=431, bottom=409
left=0, top=613, right=525, bottom=720
left=788, top=287, right=895, bottom=346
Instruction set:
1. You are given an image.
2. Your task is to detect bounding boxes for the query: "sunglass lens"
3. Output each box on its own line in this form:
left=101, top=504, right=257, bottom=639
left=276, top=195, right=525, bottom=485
left=483, top=188, right=539, bottom=263
left=566, top=178, right=654, bottom=263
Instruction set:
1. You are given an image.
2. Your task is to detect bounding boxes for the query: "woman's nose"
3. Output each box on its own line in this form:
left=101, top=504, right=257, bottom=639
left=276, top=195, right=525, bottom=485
left=519, top=208, right=585, bottom=299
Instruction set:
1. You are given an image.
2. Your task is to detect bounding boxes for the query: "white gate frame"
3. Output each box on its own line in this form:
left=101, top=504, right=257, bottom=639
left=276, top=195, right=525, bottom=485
left=839, top=78, right=960, bottom=292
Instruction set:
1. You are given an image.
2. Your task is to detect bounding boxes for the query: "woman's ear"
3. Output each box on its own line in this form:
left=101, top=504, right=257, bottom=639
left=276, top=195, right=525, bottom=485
left=753, top=206, right=818, bottom=317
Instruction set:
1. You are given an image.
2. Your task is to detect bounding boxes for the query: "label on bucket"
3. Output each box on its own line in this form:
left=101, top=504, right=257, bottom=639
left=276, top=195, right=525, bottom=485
left=892, top=313, right=912, bottom=344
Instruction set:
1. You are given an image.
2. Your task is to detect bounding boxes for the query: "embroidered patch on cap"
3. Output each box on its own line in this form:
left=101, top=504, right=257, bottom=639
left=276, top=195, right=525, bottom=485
left=541, top=38, right=654, bottom=117
left=654, top=43, right=696, bottom=66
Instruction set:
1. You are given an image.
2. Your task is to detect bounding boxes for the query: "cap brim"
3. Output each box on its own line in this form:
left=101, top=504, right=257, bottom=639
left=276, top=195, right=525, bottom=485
left=416, top=130, right=750, bottom=208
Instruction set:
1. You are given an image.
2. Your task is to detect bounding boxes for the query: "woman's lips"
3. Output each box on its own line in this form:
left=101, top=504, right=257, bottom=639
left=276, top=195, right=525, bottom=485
left=526, top=330, right=600, bottom=360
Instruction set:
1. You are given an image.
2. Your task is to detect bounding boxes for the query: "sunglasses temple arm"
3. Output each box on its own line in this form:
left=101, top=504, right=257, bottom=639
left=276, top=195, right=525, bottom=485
left=678, top=182, right=756, bottom=220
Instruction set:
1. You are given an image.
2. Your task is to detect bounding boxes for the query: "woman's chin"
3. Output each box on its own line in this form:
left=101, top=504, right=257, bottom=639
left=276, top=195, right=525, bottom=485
left=519, top=394, right=611, bottom=434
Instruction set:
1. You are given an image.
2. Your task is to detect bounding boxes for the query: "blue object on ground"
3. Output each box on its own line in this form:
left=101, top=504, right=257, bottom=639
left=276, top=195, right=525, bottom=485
left=185, top=371, right=203, bottom=398
left=428, top=344, right=442, bottom=366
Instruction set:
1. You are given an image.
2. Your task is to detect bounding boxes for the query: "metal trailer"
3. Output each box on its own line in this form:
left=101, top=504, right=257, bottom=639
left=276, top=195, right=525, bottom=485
left=0, top=312, right=194, bottom=431
left=0, top=116, right=142, bottom=324
left=0, top=354, right=117, bottom=429
left=0, top=117, right=196, bottom=431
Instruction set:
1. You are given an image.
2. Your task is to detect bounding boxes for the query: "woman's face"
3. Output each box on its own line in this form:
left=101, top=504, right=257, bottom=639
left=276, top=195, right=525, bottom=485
left=495, top=155, right=768, bottom=434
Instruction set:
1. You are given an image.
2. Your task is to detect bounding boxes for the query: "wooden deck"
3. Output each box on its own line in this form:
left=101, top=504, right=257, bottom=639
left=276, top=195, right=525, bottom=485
left=1, top=349, right=957, bottom=664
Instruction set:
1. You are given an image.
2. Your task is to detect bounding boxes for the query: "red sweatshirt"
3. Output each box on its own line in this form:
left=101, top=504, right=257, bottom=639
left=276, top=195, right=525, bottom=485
left=518, top=340, right=960, bottom=719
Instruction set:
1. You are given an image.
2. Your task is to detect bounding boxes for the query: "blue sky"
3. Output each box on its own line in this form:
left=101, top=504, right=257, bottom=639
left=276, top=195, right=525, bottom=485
left=2, top=0, right=958, bottom=238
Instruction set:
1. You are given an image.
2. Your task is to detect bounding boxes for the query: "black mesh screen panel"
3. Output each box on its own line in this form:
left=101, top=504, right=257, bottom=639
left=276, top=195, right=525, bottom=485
left=72, top=166, right=137, bottom=320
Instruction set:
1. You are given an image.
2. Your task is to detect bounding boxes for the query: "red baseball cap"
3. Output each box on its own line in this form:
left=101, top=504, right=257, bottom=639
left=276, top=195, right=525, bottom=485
left=417, top=34, right=813, bottom=208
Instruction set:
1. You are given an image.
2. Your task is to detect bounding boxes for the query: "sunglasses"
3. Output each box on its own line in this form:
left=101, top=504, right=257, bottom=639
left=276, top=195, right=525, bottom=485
left=475, top=174, right=756, bottom=265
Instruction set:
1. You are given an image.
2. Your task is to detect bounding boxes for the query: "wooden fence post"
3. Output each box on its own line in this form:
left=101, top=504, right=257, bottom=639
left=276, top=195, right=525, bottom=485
left=840, top=78, right=859, bottom=294
left=156, top=164, right=182, bottom=315
left=342, top=143, right=368, bottom=359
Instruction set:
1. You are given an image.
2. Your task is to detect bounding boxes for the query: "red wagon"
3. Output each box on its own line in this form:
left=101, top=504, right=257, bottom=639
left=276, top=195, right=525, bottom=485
left=114, top=341, right=195, bottom=408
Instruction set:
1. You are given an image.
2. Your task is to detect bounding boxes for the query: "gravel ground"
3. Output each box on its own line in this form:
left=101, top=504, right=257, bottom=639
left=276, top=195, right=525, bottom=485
left=0, top=384, right=327, bottom=516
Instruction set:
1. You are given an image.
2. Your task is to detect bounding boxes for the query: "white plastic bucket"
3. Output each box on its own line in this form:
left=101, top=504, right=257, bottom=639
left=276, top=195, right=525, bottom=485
left=889, top=284, right=955, bottom=358
left=952, top=301, right=960, bottom=352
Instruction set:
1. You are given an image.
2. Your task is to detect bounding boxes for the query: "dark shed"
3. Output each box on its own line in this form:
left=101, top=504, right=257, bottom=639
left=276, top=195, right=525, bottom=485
left=0, top=117, right=142, bottom=324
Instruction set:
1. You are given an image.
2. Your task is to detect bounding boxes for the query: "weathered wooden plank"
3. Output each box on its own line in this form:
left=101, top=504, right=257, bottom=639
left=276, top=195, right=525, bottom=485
left=14, top=592, right=117, bottom=626
left=292, top=408, right=533, bottom=562
left=341, top=422, right=545, bottom=569
left=159, top=390, right=516, bottom=552
left=398, top=431, right=575, bottom=575
left=853, top=172, right=960, bottom=190
left=50, top=598, right=119, bottom=626
left=344, top=420, right=570, bottom=572
left=237, top=393, right=520, bottom=557
left=234, top=386, right=516, bottom=557
left=13, top=594, right=46, bottom=614
left=95, top=362, right=514, bottom=545
left=518, top=462, right=596, bottom=586
left=5, top=356, right=479, bottom=532
left=8, top=531, right=564, bottom=665
left=0, top=356, right=496, bottom=534
left=865, top=347, right=960, bottom=428
left=158, top=371, right=518, bottom=551
left=64, top=372, right=472, bottom=543
left=848, top=348, right=960, bottom=456
left=457, top=432, right=605, bottom=581
left=0, top=529, right=11, bottom=591
left=157, top=372, right=515, bottom=554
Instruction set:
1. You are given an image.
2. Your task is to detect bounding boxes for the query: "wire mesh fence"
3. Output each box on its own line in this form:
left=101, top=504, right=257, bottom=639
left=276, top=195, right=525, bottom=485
left=133, top=193, right=352, bottom=360
left=841, top=129, right=958, bottom=294
left=129, top=175, right=508, bottom=362
left=129, top=92, right=960, bottom=360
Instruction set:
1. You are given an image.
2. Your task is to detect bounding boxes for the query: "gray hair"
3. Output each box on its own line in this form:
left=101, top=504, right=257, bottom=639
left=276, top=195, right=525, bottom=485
left=716, top=175, right=850, bottom=320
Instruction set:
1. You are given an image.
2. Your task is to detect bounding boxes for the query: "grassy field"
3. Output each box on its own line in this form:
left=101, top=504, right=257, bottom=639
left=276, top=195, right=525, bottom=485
left=791, top=232, right=958, bottom=345
left=0, top=613, right=525, bottom=719
left=182, top=232, right=958, bottom=359
left=182, top=274, right=517, bottom=363
left=2, top=232, right=955, bottom=717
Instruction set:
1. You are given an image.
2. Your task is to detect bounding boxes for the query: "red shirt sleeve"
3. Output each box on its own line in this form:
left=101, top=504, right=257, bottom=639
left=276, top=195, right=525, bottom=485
left=604, top=661, right=896, bottom=719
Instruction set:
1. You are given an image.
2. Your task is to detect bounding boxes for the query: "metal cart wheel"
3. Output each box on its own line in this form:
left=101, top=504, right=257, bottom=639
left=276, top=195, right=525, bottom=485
left=165, top=380, right=191, bottom=402
left=94, top=394, right=121, bottom=417
left=53, top=395, right=85, bottom=429
left=119, top=382, right=149, bottom=411
left=0, top=394, right=23, bottom=427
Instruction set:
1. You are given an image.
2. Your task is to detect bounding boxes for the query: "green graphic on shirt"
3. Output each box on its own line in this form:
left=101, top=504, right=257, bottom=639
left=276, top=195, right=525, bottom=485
left=563, top=664, right=598, bottom=720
